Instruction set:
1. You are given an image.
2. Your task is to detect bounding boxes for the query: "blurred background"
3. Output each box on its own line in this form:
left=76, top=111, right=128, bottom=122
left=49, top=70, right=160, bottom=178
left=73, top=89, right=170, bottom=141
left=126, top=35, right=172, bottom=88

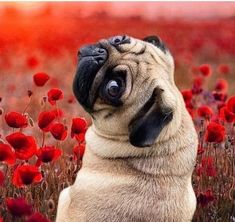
left=0, top=2, right=235, bottom=120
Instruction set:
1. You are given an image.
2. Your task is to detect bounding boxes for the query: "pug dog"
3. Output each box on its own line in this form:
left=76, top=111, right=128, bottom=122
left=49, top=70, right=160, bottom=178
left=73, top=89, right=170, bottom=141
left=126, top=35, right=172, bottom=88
left=56, top=35, right=198, bottom=222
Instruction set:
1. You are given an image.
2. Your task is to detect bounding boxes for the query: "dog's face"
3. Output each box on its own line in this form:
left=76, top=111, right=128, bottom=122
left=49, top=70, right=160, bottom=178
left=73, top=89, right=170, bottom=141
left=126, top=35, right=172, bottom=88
left=73, top=35, right=184, bottom=148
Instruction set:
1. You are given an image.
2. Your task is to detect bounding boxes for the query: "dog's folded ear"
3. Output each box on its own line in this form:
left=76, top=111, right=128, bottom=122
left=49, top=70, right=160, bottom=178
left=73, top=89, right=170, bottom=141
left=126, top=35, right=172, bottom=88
left=143, top=36, right=167, bottom=53
left=128, top=88, right=173, bottom=148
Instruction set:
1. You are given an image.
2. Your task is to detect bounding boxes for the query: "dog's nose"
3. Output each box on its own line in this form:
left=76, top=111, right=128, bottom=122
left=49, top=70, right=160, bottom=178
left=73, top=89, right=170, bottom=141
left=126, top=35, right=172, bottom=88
left=78, top=44, right=108, bottom=66
left=108, top=35, right=130, bottom=46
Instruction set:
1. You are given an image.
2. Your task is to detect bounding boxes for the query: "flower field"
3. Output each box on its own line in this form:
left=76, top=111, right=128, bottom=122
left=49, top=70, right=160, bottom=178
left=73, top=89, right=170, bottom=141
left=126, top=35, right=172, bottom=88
left=0, top=3, right=235, bottom=222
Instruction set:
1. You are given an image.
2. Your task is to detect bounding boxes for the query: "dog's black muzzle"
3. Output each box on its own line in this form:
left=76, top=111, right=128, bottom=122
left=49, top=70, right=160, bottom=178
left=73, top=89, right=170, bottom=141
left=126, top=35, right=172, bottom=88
left=73, top=43, right=108, bottom=112
left=73, top=35, right=130, bottom=112
left=78, top=44, right=108, bottom=66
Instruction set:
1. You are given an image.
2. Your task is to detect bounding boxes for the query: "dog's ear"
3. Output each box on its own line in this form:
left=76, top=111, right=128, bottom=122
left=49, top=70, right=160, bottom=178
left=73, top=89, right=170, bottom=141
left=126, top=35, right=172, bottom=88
left=128, top=88, right=173, bottom=147
left=143, top=35, right=167, bottom=53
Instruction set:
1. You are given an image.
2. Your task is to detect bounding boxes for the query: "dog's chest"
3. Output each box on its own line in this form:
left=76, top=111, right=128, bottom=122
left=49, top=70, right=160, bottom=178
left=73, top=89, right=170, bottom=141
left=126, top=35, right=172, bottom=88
left=69, top=168, right=194, bottom=222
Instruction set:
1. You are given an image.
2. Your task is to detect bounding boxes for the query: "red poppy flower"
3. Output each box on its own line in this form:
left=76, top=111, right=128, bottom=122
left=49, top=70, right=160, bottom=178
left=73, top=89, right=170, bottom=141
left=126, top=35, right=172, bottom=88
left=0, top=170, right=4, bottom=186
left=67, top=95, right=75, bottom=104
left=51, top=108, right=64, bottom=118
left=198, top=64, right=212, bottom=77
left=197, top=190, right=214, bottom=207
left=47, top=88, right=63, bottom=105
left=27, top=212, right=51, bottom=222
left=71, top=118, right=87, bottom=140
left=73, top=143, right=85, bottom=159
left=5, top=111, right=28, bottom=128
left=197, top=105, right=213, bottom=119
left=0, top=143, right=15, bottom=165
left=27, top=56, right=39, bottom=69
left=0, top=217, right=2, bottom=222
left=204, top=122, right=225, bottom=143
left=38, top=111, right=56, bottom=132
left=201, top=156, right=217, bottom=177
left=213, top=92, right=227, bottom=102
left=6, top=197, right=32, bottom=217
left=33, top=72, right=50, bottom=87
left=214, top=78, right=228, bottom=92
left=227, top=96, right=235, bottom=114
left=6, top=132, right=37, bottom=160
left=50, top=123, right=67, bottom=141
left=217, top=64, right=231, bottom=75
left=12, top=165, right=42, bottom=187
left=192, top=77, right=203, bottom=94
left=36, top=146, right=62, bottom=164
left=219, top=107, right=235, bottom=123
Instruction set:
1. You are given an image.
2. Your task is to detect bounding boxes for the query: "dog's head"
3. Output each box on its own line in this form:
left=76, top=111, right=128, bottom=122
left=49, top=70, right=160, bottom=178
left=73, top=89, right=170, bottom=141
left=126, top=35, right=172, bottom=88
left=73, top=35, right=184, bottom=148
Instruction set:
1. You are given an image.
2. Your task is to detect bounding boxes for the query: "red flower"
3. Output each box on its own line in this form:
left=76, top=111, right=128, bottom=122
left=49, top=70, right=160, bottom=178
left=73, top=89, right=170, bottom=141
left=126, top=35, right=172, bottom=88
left=71, top=118, right=87, bottom=140
left=213, top=92, right=227, bottom=102
left=33, top=72, right=50, bottom=87
left=6, top=132, right=37, bottom=160
left=6, top=197, right=32, bottom=217
left=27, top=212, right=51, bottom=222
left=27, top=56, right=39, bottom=69
left=214, top=78, right=228, bottom=92
left=0, top=170, right=4, bottom=186
left=47, top=88, right=63, bottom=105
left=192, top=77, right=203, bottom=94
left=197, top=105, right=213, bottom=119
left=36, top=146, right=62, bottom=164
left=0, top=143, right=15, bottom=165
left=227, top=96, right=235, bottom=114
left=217, top=64, right=231, bottom=75
left=201, top=156, right=217, bottom=177
left=50, top=123, right=67, bottom=141
left=67, top=95, right=75, bottom=104
left=73, top=143, right=85, bottom=159
left=51, top=108, right=64, bottom=118
left=197, top=190, right=214, bottom=207
left=5, top=111, right=28, bottom=128
left=198, top=64, right=212, bottom=77
left=12, top=165, right=42, bottom=187
left=219, top=107, right=235, bottom=123
left=205, top=122, right=225, bottom=143
left=38, top=111, right=56, bottom=132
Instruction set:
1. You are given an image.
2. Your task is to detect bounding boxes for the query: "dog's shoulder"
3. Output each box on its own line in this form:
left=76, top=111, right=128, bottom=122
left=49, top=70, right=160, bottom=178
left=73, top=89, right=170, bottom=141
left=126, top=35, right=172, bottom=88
left=56, top=186, right=72, bottom=222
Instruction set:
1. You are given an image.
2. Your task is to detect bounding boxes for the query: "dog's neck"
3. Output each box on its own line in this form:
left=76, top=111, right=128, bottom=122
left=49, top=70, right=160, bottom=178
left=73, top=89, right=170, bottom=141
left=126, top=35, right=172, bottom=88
left=85, top=109, right=198, bottom=176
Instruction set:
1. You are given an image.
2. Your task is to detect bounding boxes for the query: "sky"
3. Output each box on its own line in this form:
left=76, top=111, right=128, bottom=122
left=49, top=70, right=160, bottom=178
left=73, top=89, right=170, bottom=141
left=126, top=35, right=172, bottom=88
left=0, top=2, right=235, bottom=20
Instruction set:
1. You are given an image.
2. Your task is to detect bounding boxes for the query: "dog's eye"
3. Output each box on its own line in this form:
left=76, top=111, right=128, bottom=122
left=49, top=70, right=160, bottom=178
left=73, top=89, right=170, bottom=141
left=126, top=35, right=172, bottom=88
left=99, top=70, right=126, bottom=106
left=105, top=79, right=122, bottom=97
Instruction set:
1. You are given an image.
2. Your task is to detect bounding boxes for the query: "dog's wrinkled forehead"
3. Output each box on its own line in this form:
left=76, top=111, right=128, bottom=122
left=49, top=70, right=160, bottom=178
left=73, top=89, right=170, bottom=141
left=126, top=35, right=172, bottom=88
left=97, top=35, right=173, bottom=70
left=99, top=35, right=168, bottom=55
